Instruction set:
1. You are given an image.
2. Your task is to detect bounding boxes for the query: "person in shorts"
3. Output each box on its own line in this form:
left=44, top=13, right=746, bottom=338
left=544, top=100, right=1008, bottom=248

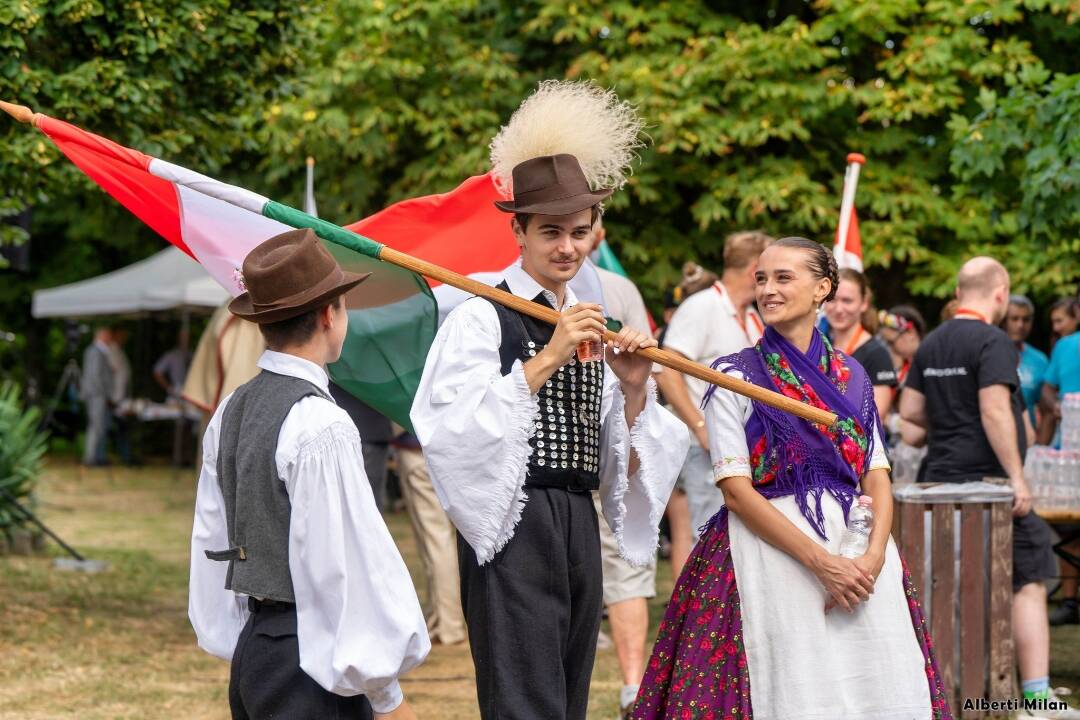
left=901, top=257, right=1070, bottom=714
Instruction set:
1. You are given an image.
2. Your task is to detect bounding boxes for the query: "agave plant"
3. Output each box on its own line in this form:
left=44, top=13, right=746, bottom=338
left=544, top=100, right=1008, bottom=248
left=0, top=381, right=48, bottom=531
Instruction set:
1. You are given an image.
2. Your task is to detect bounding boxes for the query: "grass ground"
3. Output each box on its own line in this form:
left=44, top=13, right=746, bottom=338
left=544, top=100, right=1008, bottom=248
left=0, top=457, right=1077, bottom=719
left=0, top=458, right=676, bottom=719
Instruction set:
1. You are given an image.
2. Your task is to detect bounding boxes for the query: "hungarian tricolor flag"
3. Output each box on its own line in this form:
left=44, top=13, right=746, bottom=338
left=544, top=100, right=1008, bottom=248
left=833, top=153, right=865, bottom=272
left=25, top=108, right=615, bottom=429
left=29, top=113, right=527, bottom=431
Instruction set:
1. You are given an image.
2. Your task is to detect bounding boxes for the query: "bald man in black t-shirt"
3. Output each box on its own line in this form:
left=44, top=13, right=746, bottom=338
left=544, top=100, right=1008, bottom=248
left=901, top=256, right=1063, bottom=709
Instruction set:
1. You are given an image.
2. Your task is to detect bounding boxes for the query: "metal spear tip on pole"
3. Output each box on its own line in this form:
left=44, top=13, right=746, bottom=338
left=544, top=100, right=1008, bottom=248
left=0, top=99, right=40, bottom=126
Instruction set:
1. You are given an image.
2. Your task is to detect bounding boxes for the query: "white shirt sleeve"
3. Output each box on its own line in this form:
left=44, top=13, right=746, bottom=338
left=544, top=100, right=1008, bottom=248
left=409, top=300, right=540, bottom=565
left=287, top=420, right=430, bottom=712
left=597, top=369, right=690, bottom=567
left=188, top=396, right=250, bottom=661
left=868, top=419, right=891, bottom=473
left=705, top=369, right=754, bottom=482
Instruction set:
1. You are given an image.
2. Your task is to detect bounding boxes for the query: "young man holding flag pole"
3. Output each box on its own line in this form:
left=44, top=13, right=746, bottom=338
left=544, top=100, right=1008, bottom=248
left=408, top=80, right=688, bottom=720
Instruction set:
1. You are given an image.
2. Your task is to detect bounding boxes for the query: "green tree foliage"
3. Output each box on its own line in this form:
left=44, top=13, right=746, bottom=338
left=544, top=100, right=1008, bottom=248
left=256, top=0, right=1079, bottom=305
left=0, top=0, right=307, bottom=281
left=2, top=0, right=1078, bottom=319
left=949, top=72, right=1080, bottom=297
left=0, top=0, right=308, bottom=392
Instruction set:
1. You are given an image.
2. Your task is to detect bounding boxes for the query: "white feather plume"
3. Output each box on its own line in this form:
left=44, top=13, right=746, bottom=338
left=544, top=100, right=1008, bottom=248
left=490, top=80, right=645, bottom=196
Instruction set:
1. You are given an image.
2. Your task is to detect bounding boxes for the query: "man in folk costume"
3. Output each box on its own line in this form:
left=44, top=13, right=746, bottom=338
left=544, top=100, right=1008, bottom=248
left=189, top=229, right=428, bottom=720
left=411, top=81, right=689, bottom=719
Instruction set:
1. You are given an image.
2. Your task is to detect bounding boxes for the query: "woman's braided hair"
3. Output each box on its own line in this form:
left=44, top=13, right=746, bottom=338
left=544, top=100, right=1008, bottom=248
left=773, top=237, right=839, bottom=303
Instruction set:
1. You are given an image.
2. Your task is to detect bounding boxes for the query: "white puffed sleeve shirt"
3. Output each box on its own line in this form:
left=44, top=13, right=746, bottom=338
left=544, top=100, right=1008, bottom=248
left=188, top=351, right=430, bottom=714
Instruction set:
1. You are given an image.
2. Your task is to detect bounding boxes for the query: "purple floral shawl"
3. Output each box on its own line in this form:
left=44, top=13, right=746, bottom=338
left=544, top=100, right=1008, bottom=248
left=703, top=326, right=878, bottom=539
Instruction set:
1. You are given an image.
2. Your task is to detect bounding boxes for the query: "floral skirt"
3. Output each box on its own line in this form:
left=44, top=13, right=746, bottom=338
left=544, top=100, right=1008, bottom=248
left=631, top=508, right=952, bottom=720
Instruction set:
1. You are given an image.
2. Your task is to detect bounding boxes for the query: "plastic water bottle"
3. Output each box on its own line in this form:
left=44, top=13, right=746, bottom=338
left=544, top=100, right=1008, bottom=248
left=1063, top=394, right=1080, bottom=451
left=839, top=495, right=874, bottom=559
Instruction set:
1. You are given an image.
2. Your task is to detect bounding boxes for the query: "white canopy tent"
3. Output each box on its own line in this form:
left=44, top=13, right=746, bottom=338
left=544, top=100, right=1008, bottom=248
left=31, top=246, right=227, bottom=473
left=32, top=246, right=227, bottom=318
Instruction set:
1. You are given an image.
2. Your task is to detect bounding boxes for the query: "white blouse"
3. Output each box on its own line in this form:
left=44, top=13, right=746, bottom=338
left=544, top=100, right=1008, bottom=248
left=410, top=265, right=689, bottom=567
left=188, top=351, right=430, bottom=714
left=706, top=365, right=891, bottom=484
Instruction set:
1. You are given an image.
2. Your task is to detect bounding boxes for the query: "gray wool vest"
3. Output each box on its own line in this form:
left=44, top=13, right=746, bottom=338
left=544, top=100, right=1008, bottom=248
left=205, top=369, right=331, bottom=603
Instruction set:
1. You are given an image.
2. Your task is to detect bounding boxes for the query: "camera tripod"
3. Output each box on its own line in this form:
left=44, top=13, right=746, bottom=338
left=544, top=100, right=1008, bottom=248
left=40, top=357, right=81, bottom=433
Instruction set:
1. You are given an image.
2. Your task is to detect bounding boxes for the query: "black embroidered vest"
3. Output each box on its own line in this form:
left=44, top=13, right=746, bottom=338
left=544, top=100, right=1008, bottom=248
left=486, top=281, right=604, bottom=492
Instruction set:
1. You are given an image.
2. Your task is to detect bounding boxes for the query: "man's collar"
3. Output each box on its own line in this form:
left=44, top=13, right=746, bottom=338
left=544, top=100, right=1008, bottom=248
left=257, top=350, right=331, bottom=394
left=714, top=281, right=737, bottom=316
left=504, top=263, right=579, bottom=311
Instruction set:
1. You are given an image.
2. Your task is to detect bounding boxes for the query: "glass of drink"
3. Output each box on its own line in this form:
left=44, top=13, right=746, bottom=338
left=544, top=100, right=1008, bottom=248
left=576, top=336, right=604, bottom=363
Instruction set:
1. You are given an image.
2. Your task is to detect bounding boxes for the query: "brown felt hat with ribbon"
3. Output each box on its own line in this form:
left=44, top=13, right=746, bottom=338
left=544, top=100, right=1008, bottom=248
left=493, top=154, right=613, bottom=216
left=228, top=228, right=370, bottom=324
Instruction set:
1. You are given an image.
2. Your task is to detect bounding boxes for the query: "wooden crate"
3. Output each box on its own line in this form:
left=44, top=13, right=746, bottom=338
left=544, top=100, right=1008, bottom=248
left=891, top=494, right=1014, bottom=718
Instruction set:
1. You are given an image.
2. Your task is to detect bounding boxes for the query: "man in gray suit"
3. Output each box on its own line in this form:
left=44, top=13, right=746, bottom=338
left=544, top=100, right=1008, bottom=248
left=80, top=326, right=114, bottom=466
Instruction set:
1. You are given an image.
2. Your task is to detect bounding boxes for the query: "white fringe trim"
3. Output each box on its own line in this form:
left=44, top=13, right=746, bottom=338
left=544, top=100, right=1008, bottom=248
left=612, top=379, right=666, bottom=568
left=473, top=360, right=538, bottom=565
left=605, top=383, right=632, bottom=557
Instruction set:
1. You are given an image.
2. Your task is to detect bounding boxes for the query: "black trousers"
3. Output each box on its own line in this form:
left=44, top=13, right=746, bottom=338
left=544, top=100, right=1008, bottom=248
left=229, top=600, right=373, bottom=720
left=458, top=487, right=603, bottom=720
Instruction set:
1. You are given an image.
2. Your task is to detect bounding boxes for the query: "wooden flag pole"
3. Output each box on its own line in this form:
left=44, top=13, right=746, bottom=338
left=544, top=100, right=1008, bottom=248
left=0, top=99, right=39, bottom=126
left=380, top=247, right=838, bottom=427
left=1, top=98, right=837, bottom=427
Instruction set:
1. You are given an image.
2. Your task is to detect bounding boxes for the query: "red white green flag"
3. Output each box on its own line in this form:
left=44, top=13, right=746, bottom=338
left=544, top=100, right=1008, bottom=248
left=32, top=113, right=443, bottom=430
left=26, top=110, right=611, bottom=427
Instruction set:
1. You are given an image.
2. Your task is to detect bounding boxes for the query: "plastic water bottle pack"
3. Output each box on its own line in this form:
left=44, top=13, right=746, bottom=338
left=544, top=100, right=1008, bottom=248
left=1023, top=444, right=1080, bottom=510
left=1061, top=392, right=1080, bottom=452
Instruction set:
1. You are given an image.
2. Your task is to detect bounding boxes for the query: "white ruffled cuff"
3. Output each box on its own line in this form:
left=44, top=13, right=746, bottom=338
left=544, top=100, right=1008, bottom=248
left=471, top=360, right=538, bottom=564
left=604, top=378, right=688, bottom=567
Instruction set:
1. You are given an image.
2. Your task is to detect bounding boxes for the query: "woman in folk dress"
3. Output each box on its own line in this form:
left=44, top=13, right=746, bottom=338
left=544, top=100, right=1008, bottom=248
left=633, top=238, right=950, bottom=720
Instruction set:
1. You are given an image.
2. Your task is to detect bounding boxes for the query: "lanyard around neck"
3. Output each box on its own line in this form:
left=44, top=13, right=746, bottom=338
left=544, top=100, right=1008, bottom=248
left=842, top=326, right=866, bottom=356
left=715, top=282, right=763, bottom=342
left=954, top=308, right=988, bottom=323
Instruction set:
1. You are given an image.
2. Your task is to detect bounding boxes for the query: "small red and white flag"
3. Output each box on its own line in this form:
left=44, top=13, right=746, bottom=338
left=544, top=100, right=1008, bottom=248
left=834, top=153, right=866, bottom=272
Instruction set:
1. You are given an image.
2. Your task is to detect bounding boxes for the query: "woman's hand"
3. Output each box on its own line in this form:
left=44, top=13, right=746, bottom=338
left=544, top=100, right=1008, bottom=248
left=810, top=549, right=875, bottom=614
left=851, top=548, right=885, bottom=583
left=824, top=548, right=886, bottom=612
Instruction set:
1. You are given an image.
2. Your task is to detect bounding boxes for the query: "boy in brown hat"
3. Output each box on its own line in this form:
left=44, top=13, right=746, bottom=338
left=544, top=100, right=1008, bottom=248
left=411, top=83, right=688, bottom=720
left=188, top=228, right=428, bottom=720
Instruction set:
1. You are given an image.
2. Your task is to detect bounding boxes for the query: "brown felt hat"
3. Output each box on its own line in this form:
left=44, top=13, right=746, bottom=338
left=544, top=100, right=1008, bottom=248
left=494, top=154, right=613, bottom=216
left=228, top=228, right=371, bottom=324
